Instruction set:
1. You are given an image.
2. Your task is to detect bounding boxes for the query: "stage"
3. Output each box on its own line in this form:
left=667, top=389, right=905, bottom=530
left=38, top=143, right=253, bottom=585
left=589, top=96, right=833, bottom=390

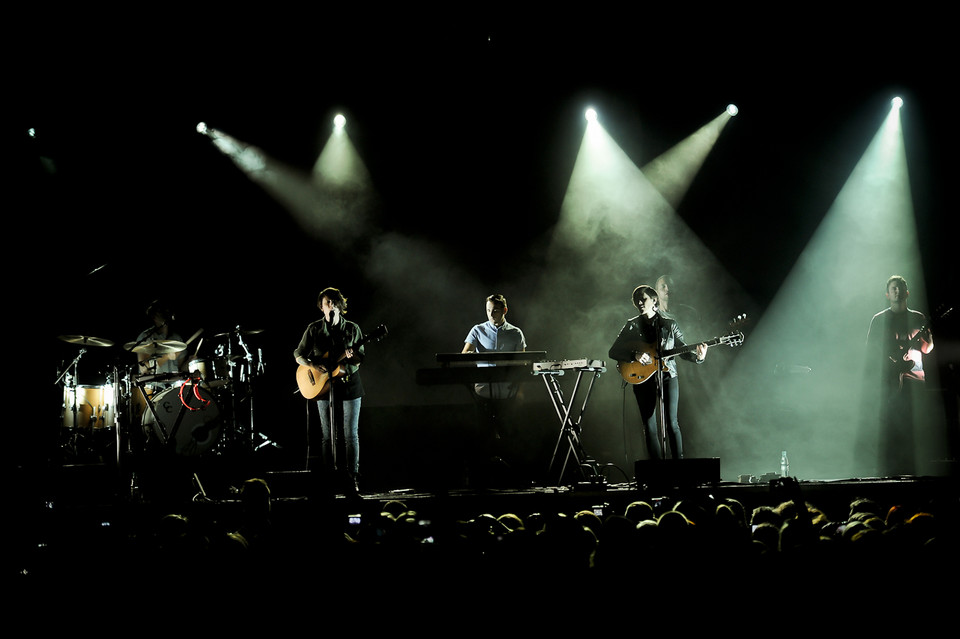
left=14, top=446, right=958, bottom=567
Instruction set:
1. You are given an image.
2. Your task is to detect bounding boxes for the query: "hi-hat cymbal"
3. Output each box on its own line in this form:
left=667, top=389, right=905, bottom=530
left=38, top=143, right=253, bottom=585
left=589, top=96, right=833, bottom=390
left=59, top=335, right=115, bottom=348
left=125, top=340, right=188, bottom=355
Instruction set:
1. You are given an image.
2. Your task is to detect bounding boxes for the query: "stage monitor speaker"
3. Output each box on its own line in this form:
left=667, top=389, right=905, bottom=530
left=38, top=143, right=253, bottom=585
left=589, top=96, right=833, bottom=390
left=634, top=458, right=721, bottom=488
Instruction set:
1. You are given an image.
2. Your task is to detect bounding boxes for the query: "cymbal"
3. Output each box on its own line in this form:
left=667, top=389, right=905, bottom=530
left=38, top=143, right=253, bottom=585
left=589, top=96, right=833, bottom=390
left=59, top=334, right=115, bottom=348
left=125, top=340, right=188, bottom=355
left=214, top=328, right=265, bottom=338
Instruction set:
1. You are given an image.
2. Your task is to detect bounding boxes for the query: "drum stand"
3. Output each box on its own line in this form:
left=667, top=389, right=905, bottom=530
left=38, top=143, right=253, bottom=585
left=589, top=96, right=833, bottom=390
left=220, top=327, right=271, bottom=455
left=539, top=363, right=606, bottom=487
left=55, top=348, right=87, bottom=433
left=115, top=366, right=144, bottom=501
left=247, top=347, right=277, bottom=452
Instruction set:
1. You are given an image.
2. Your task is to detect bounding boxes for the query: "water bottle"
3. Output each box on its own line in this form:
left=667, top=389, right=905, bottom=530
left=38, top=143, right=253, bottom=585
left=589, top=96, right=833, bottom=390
left=780, top=450, right=790, bottom=477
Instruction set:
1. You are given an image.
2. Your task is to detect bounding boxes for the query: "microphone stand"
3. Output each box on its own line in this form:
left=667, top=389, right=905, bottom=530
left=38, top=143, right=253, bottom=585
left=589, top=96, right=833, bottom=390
left=328, top=374, right=338, bottom=472
left=54, top=348, right=85, bottom=387
left=654, top=312, right=668, bottom=460
left=325, top=312, right=339, bottom=472
left=306, top=314, right=339, bottom=474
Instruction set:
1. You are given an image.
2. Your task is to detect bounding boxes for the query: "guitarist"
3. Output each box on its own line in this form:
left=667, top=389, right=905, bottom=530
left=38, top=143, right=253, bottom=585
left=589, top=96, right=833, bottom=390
left=609, top=284, right=707, bottom=460
left=294, top=287, right=365, bottom=492
left=866, top=275, right=934, bottom=476
left=867, top=275, right=934, bottom=386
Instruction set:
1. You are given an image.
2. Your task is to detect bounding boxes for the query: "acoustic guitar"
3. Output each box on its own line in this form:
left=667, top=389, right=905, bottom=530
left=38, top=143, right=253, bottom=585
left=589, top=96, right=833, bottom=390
left=617, top=317, right=746, bottom=385
left=296, top=324, right=388, bottom=399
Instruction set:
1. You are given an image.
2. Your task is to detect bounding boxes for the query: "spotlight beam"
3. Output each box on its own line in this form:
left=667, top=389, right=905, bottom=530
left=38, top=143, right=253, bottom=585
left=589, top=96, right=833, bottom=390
left=641, top=108, right=737, bottom=210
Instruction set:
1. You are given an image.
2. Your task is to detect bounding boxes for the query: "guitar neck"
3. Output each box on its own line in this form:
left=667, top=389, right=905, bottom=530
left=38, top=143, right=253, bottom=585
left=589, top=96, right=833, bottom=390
left=661, top=335, right=725, bottom=359
left=905, top=321, right=932, bottom=347
left=899, top=309, right=948, bottom=351
left=617, top=319, right=745, bottom=386
left=321, top=325, right=388, bottom=365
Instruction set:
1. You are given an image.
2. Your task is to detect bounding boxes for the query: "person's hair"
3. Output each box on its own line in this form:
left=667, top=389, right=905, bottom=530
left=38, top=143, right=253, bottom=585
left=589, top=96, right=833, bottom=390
left=656, top=274, right=674, bottom=289
left=146, top=299, right=175, bottom=322
left=240, top=478, right=272, bottom=515
left=886, top=275, right=908, bottom=293
left=319, top=287, right=348, bottom=313
left=632, top=285, right=658, bottom=311
left=486, top=293, right=508, bottom=309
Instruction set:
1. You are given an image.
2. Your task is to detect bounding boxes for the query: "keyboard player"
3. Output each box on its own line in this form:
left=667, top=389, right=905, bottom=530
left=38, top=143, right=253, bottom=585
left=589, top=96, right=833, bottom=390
left=462, top=293, right=528, bottom=399
left=461, top=294, right=527, bottom=479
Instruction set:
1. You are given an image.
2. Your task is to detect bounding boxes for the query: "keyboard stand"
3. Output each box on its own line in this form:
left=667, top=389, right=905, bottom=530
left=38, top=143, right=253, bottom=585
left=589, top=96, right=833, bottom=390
left=536, top=361, right=606, bottom=487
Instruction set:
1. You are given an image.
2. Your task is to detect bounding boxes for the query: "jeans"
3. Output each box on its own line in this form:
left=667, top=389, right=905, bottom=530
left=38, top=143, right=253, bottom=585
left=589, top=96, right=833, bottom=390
left=310, top=397, right=361, bottom=477
left=633, top=375, right=682, bottom=460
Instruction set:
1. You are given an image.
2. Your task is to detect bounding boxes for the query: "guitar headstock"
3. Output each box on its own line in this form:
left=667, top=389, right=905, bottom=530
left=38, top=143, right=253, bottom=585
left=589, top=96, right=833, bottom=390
left=717, top=314, right=748, bottom=348
left=723, top=314, right=747, bottom=347
left=720, top=331, right=745, bottom=348
left=365, top=324, right=389, bottom=344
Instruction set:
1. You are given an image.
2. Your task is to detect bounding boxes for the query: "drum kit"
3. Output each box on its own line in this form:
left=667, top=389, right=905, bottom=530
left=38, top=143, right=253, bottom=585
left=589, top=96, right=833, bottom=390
left=54, top=326, right=271, bottom=466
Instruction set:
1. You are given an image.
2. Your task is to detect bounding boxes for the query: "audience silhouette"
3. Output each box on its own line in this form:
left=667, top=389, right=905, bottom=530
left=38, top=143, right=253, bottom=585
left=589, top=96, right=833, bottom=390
left=14, top=475, right=958, bottom=604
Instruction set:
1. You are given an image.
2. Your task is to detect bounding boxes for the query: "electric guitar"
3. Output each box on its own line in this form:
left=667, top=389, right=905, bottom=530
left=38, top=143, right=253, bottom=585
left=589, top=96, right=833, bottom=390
left=296, top=324, right=388, bottom=399
left=617, top=316, right=746, bottom=385
left=887, top=306, right=950, bottom=374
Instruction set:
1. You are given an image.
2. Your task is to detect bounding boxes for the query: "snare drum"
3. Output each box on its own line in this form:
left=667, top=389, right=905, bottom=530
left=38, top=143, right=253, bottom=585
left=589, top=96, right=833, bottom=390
left=188, top=358, right=230, bottom=388
left=142, top=383, right=221, bottom=456
left=62, top=384, right=115, bottom=429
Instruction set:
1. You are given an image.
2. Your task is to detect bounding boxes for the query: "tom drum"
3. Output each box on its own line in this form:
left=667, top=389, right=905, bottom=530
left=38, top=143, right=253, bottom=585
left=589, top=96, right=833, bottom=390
left=62, top=384, right=115, bottom=430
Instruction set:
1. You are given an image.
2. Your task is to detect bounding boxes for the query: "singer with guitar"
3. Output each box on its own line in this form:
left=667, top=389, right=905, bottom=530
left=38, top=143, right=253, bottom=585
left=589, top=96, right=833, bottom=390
left=294, top=287, right=365, bottom=493
left=866, top=275, right=935, bottom=476
left=609, top=284, right=707, bottom=460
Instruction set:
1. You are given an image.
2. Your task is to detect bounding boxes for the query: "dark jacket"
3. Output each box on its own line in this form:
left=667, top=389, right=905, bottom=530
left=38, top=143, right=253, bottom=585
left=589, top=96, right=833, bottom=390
left=609, top=313, right=700, bottom=379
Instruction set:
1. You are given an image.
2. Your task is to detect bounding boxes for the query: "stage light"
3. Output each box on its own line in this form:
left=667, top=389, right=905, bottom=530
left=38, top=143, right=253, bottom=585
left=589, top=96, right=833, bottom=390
left=585, top=108, right=598, bottom=123
left=891, top=97, right=903, bottom=109
left=196, top=122, right=208, bottom=135
left=334, top=114, right=346, bottom=129
left=726, top=104, right=739, bottom=116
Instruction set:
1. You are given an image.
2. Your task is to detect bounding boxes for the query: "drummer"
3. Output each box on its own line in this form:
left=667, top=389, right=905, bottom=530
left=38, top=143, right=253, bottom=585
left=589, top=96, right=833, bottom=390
left=133, top=300, right=187, bottom=376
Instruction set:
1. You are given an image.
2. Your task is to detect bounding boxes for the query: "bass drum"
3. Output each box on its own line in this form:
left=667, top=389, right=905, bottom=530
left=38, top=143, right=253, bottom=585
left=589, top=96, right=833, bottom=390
left=142, top=384, right=220, bottom=457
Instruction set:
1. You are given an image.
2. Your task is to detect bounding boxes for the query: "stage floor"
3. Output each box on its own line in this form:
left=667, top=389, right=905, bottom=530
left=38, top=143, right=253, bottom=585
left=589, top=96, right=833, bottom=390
left=16, top=455, right=958, bottom=529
